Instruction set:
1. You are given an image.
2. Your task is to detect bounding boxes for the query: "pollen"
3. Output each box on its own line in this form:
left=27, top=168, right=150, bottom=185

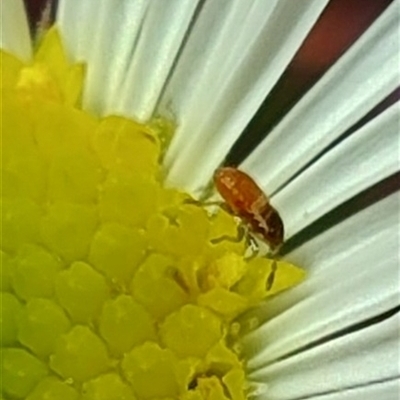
left=1, top=27, right=305, bottom=399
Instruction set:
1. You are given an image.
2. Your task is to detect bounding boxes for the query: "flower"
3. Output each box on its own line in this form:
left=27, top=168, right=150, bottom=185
left=2, top=0, right=399, bottom=400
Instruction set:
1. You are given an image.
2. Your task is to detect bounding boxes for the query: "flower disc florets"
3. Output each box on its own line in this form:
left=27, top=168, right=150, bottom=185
left=1, top=28, right=305, bottom=400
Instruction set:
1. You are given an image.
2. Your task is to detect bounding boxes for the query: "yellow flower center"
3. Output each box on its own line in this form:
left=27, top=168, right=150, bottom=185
left=1, top=28, right=305, bottom=400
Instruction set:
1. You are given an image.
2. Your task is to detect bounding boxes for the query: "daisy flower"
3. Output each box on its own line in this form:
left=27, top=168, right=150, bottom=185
left=1, top=0, right=399, bottom=399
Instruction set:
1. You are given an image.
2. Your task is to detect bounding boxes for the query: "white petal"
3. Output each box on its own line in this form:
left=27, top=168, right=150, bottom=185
left=96, top=0, right=149, bottom=114
left=162, top=0, right=329, bottom=195
left=57, top=0, right=148, bottom=113
left=273, top=102, right=400, bottom=239
left=249, top=312, right=400, bottom=400
left=0, top=0, right=32, bottom=61
left=161, top=0, right=280, bottom=161
left=112, top=0, right=200, bottom=121
left=57, top=0, right=95, bottom=60
left=242, top=192, right=399, bottom=368
left=60, top=0, right=150, bottom=114
left=242, top=1, right=400, bottom=195
left=58, top=0, right=199, bottom=119
left=302, top=379, right=400, bottom=400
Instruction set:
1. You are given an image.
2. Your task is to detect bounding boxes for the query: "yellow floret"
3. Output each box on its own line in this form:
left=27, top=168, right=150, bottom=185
left=26, top=377, right=79, bottom=400
left=17, top=298, right=71, bottom=357
left=40, top=203, right=98, bottom=262
left=160, top=305, right=222, bottom=358
left=33, top=27, right=85, bottom=106
left=99, top=295, right=156, bottom=356
left=0, top=251, right=13, bottom=291
left=55, top=261, right=110, bottom=323
left=81, top=373, right=136, bottom=400
left=122, top=342, right=183, bottom=398
left=11, top=244, right=62, bottom=300
left=130, top=253, right=189, bottom=320
left=1, top=198, right=42, bottom=253
left=1, top=27, right=305, bottom=400
left=197, top=287, right=248, bottom=319
left=146, top=205, right=210, bottom=258
left=50, top=325, right=110, bottom=382
left=1, top=293, right=23, bottom=346
left=235, top=258, right=306, bottom=304
left=1, top=348, right=48, bottom=398
left=185, top=376, right=230, bottom=400
left=89, top=223, right=147, bottom=285
left=93, top=116, right=160, bottom=176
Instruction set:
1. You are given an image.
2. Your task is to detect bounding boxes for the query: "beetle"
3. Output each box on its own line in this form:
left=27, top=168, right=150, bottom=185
left=213, top=167, right=284, bottom=251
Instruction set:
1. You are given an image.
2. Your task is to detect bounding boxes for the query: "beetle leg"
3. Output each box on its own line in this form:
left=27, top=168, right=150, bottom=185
left=266, top=261, right=278, bottom=291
